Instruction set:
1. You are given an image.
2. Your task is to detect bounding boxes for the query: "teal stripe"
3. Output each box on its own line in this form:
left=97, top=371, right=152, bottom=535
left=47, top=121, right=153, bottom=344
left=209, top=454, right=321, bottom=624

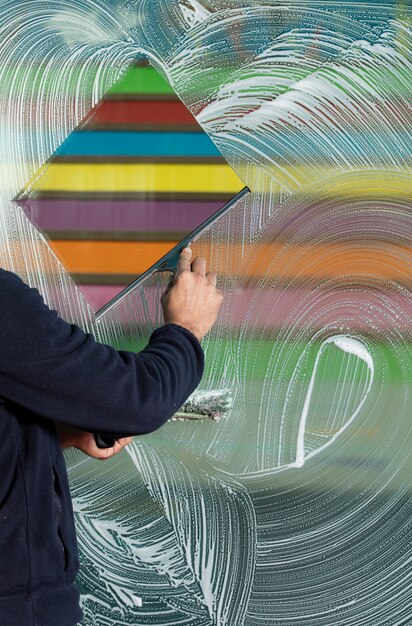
left=55, top=131, right=221, bottom=158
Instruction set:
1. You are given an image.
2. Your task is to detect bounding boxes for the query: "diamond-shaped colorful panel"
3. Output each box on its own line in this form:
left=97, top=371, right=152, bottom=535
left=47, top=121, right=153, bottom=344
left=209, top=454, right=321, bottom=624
left=16, top=56, right=245, bottom=310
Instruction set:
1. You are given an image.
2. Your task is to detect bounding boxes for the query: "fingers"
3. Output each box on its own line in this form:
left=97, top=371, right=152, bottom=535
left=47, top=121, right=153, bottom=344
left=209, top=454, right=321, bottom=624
left=97, top=436, right=133, bottom=460
left=206, top=271, right=217, bottom=287
left=176, top=248, right=212, bottom=280
left=111, top=436, right=133, bottom=452
left=119, top=436, right=133, bottom=447
left=192, top=256, right=206, bottom=276
left=161, top=275, right=175, bottom=303
left=176, top=247, right=192, bottom=274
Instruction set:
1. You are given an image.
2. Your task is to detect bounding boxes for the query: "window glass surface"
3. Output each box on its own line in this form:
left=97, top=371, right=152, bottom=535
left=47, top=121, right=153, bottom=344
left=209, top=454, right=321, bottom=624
left=1, top=2, right=411, bottom=624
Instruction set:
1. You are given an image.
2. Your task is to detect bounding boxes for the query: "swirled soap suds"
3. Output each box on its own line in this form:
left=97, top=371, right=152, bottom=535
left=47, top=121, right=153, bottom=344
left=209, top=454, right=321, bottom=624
left=294, top=335, right=374, bottom=468
left=2, top=1, right=412, bottom=625
left=179, top=0, right=212, bottom=28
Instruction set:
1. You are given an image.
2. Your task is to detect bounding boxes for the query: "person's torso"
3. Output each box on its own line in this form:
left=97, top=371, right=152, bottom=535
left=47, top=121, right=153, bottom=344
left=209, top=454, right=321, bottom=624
left=0, top=401, right=82, bottom=625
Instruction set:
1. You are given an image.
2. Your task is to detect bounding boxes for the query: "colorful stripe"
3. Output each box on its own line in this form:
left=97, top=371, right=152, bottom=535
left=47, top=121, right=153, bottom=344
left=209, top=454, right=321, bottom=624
left=25, top=161, right=412, bottom=198
left=87, top=100, right=198, bottom=128
left=49, top=240, right=412, bottom=278
left=106, top=65, right=175, bottom=96
left=78, top=285, right=412, bottom=331
left=54, top=131, right=222, bottom=158
left=27, top=163, right=242, bottom=194
left=19, top=199, right=223, bottom=232
left=49, top=240, right=176, bottom=274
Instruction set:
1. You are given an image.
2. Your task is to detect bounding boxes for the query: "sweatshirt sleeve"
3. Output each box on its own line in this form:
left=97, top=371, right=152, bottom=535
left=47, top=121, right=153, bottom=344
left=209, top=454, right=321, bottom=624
left=0, top=270, right=204, bottom=436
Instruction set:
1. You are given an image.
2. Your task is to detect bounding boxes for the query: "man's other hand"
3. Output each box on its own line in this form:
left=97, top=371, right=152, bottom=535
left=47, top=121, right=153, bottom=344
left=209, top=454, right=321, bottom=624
left=57, top=423, right=132, bottom=459
left=161, top=248, right=223, bottom=342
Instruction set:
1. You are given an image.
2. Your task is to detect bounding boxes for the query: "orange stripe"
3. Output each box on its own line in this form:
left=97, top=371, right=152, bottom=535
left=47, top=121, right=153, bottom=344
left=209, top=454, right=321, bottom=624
left=50, top=241, right=177, bottom=274
left=49, top=240, right=412, bottom=279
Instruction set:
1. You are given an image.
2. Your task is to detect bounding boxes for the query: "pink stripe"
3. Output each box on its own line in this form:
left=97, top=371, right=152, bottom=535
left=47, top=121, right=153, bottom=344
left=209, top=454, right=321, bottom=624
left=80, top=285, right=412, bottom=332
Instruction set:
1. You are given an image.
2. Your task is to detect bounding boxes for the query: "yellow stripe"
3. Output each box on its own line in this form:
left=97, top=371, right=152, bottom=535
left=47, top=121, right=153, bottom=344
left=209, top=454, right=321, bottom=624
left=231, top=166, right=412, bottom=196
left=24, top=164, right=412, bottom=197
left=28, top=163, right=244, bottom=194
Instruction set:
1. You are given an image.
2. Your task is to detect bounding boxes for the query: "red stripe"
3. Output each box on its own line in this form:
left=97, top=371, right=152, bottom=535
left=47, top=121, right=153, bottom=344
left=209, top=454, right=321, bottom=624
left=89, top=100, right=198, bottom=127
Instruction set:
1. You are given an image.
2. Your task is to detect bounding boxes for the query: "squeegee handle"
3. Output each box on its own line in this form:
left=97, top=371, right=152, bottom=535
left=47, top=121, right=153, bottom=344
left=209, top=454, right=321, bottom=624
left=95, top=187, right=250, bottom=321
left=94, top=433, right=124, bottom=449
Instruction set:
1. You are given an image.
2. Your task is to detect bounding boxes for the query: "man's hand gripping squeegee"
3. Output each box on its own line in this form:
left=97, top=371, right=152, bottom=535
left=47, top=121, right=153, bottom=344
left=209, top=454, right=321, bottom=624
left=93, top=186, right=249, bottom=449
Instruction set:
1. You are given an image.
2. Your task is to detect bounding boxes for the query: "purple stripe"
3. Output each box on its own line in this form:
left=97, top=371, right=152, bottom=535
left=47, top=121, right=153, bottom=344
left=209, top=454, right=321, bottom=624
left=18, top=199, right=224, bottom=232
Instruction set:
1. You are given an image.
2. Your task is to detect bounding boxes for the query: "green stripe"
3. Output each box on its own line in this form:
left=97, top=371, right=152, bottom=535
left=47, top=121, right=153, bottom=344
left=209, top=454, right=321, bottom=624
left=3, top=61, right=411, bottom=101
left=107, top=66, right=174, bottom=95
left=109, top=337, right=411, bottom=384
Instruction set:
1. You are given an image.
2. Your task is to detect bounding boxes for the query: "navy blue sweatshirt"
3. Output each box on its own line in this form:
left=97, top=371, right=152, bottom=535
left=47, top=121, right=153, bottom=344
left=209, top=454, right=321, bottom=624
left=0, top=269, right=204, bottom=626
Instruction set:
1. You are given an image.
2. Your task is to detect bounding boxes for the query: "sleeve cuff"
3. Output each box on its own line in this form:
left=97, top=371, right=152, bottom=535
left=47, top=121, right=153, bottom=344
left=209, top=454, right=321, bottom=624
left=151, top=323, right=203, bottom=349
